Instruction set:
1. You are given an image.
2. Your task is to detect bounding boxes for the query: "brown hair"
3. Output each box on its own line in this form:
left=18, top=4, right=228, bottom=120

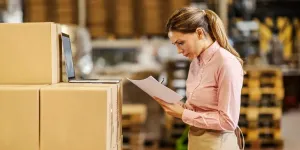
left=166, top=7, right=244, bottom=66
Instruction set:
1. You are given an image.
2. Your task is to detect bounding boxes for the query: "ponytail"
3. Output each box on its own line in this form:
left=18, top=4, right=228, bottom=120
left=166, top=7, right=244, bottom=67
left=205, top=10, right=244, bottom=66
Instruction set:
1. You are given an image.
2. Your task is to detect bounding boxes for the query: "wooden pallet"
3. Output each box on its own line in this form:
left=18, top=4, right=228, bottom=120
left=122, top=145, right=144, bottom=150
left=261, top=88, right=284, bottom=101
left=122, top=132, right=146, bottom=150
left=243, top=78, right=260, bottom=88
left=123, top=139, right=160, bottom=150
left=240, top=107, right=282, bottom=121
left=239, top=117, right=281, bottom=129
left=245, top=139, right=283, bottom=150
left=122, top=104, right=147, bottom=127
left=241, top=88, right=283, bottom=107
left=165, top=114, right=186, bottom=130
left=164, top=114, right=187, bottom=143
left=241, top=128, right=281, bottom=141
left=241, top=96, right=282, bottom=107
left=244, top=66, right=283, bottom=78
left=169, top=128, right=186, bottom=140
left=243, top=78, right=283, bottom=88
left=242, top=88, right=284, bottom=101
left=260, top=77, right=283, bottom=88
left=143, top=140, right=159, bottom=150
left=123, top=124, right=144, bottom=133
left=242, top=88, right=262, bottom=101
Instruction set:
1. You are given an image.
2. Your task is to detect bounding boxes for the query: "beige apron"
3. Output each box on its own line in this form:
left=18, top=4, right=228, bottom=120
left=188, top=126, right=242, bottom=150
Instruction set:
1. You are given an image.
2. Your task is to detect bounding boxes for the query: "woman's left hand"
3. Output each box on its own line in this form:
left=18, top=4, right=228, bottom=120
left=153, top=96, right=184, bottom=119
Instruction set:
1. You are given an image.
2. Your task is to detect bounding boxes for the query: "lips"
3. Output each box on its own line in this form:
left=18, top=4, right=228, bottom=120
left=184, top=53, right=189, bottom=57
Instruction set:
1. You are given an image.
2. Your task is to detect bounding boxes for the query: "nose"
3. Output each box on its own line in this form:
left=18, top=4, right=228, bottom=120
left=177, top=47, right=183, bottom=54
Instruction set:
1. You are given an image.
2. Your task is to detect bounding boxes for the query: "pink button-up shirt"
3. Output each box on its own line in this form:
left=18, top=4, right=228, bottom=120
left=182, top=41, right=244, bottom=131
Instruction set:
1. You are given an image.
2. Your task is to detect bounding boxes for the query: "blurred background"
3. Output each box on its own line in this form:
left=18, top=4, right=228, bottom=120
left=1, top=0, right=300, bottom=150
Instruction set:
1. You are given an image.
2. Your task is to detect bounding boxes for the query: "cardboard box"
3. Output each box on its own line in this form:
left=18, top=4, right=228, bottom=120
left=53, top=83, right=123, bottom=150
left=0, top=0, right=7, bottom=9
left=25, top=5, right=48, bottom=22
left=40, top=83, right=122, bottom=150
left=87, top=8, right=107, bottom=24
left=55, top=9, right=77, bottom=24
left=86, top=0, right=107, bottom=25
left=25, top=0, right=46, bottom=5
left=169, top=0, right=190, bottom=12
left=86, top=0, right=105, bottom=7
left=115, top=6, right=134, bottom=36
left=54, top=0, right=76, bottom=8
left=88, top=24, right=107, bottom=38
left=0, top=23, right=61, bottom=84
left=0, top=85, right=46, bottom=150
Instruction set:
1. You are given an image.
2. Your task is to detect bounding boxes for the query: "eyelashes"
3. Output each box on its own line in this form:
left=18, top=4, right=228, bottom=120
left=178, top=42, right=185, bottom=46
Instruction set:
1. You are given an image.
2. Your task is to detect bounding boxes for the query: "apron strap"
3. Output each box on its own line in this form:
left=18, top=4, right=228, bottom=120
left=235, top=126, right=245, bottom=150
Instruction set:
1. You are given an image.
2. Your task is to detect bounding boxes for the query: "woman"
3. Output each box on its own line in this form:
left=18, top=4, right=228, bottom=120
left=153, top=7, right=244, bottom=150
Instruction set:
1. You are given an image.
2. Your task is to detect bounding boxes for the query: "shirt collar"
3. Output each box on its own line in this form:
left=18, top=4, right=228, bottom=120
left=197, top=41, right=220, bottom=65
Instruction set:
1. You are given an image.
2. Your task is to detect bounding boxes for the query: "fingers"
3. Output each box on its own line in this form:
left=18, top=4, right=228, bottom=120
left=153, top=96, right=167, bottom=106
left=153, top=96, right=163, bottom=102
left=153, top=96, right=172, bottom=110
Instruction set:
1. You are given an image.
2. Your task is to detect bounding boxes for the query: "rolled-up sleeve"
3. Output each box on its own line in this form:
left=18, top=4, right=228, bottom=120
left=181, top=58, right=243, bottom=131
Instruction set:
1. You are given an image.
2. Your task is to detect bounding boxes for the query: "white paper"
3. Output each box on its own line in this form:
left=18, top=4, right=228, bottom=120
left=127, top=76, right=183, bottom=103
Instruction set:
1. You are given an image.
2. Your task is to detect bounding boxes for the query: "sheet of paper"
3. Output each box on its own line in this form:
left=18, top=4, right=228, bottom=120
left=127, top=76, right=183, bottom=103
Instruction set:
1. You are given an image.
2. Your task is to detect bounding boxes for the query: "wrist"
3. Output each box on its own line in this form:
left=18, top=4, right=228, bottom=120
left=180, top=108, right=185, bottom=119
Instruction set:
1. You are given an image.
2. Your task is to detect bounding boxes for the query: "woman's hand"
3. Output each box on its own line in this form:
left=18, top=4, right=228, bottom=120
left=153, top=96, right=184, bottom=119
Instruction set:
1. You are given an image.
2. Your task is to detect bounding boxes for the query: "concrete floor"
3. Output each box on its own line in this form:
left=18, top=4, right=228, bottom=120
left=282, top=108, right=300, bottom=150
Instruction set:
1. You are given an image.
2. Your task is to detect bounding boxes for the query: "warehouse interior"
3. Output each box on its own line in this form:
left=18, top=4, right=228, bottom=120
left=0, top=0, right=300, bottom=150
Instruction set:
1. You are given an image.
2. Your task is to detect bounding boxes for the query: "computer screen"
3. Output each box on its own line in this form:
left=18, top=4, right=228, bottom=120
left=62, top=33, right=76, bottom=79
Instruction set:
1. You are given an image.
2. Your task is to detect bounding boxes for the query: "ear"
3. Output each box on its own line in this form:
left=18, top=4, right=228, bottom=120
left=195, top=27, right=205, bottom=40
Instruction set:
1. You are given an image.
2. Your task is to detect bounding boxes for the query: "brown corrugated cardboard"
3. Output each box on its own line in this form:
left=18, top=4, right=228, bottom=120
left=115, top=0, right=134, bottom=37
left=25, top=5, right=48, bottom=22
left=0, top=0, right=6, bottom=9
left=40, top=83, right=122, bottom=150
left=88, top=24, right=107, bottom=38
left=0, top=22, right=61, bottom=84
left=52, top=83, right=123, bottom=146
left=0, top=85, right=46, bottom=150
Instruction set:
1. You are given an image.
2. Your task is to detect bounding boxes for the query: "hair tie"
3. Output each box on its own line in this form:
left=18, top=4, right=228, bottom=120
left=202, top=10, right=206, bottom=15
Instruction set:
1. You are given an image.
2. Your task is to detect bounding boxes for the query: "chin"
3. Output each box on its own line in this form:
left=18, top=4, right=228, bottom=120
left=188, top=55, right=195, bottom=59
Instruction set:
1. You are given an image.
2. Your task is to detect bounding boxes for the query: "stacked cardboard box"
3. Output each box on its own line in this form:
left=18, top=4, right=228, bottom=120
left=141, top=0, right=164, bottom=35
left=114, top=0, right=134, bottom=37
left=86, top=0, right=108, bottom=38
left=24, top=0, right=48, bottom=22
left=52, top=0, right=78, bottom=24
left=0, top=84, right=123, bottom=150
left=0, top=85, right=46, bottom=150
left=0, top=23, right=123, bottom=150
left=169, top=0, right=190, bottom=14
left=0, top=23, right=61, bottom=84
left=134, top=0, right=190, bottom=36
left=0, top=22, right=60, bottom=150
left=24, top=0, right=78, bottom=24
left=40, top=83, right=122, bottom=150
left=0, top=0, right=6, bottom=9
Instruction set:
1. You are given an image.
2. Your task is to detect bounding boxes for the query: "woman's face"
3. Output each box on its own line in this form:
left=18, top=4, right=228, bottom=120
left=168, top=29, right=207, bottom=60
